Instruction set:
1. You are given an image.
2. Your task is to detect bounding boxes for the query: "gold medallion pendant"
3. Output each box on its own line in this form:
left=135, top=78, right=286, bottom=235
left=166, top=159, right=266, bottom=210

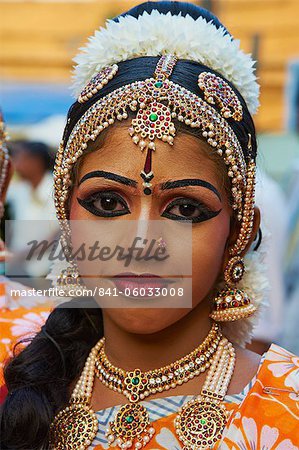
left=175, top=396, right=228, bottom=449
left=106, top=403, right=155, bottom=449
left=105, top=369, right=156, bottom=448
left=49, top=401, right=98, bottom=450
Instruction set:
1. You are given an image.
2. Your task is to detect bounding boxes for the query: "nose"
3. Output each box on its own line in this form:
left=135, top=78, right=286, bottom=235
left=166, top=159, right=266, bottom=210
left=134, top=195, right=163, bottom=245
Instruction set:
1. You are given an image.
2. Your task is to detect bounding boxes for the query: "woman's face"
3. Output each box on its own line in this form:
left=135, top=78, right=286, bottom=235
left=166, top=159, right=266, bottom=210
left=69, top=123, right=234, bottom=334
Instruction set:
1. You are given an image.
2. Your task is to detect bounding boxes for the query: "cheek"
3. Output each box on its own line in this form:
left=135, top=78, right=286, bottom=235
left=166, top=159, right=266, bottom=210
left=191, top=214, right=230, bottom=303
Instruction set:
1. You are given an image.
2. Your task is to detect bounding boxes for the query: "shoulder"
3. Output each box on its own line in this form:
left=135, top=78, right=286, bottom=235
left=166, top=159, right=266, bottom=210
left=221, top=345, right=299, bottom=449
left=244, top=345, right=298, bottom=435
left=258, top=343, right=299, bottom=392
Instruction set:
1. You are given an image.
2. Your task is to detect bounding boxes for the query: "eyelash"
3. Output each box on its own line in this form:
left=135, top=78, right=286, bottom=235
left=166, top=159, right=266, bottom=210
left=161, top=197, right=221, bottom=223
left=77, top=191, right=221, bottom=223
left=77, top=191, right=130, bottom=217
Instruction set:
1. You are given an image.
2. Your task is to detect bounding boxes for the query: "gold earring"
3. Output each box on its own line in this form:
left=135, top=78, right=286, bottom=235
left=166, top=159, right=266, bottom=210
left=210, top=135, right=257, bottom=322
left=210, top=256, right=256, bottom=322
left=56, top=264, right=82, bottom=296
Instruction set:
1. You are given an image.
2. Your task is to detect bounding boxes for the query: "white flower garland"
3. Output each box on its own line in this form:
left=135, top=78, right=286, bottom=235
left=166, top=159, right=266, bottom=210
left=72, top=10, right=260, bottom=114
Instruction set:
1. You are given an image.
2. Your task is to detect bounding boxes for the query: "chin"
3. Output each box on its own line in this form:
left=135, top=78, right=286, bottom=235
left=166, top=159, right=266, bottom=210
left=105, top=307, right=189, bottom=335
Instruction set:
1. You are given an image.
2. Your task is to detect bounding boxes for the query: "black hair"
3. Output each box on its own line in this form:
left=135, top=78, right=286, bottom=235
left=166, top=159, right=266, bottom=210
left=8, top=140, right=55, bottom=172
left=0, top=298, right=102, bottom=449
left=0, top=2, right=258, bottom=449
left=116, top=1, right=229, bottom=32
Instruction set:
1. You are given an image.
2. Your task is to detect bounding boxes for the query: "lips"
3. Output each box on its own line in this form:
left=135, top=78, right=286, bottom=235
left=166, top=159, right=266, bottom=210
left=112, top=272, right=175, bottom=298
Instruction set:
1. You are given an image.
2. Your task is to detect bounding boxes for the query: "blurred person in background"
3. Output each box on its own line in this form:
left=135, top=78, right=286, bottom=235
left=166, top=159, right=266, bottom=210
left=248, top=168, right=288, bottom=355
left=277, top=63, right=299, bottom=355
left=0, top=111, right=51, bottom=404
left=6, top=140, right=58, bottom=281
left=7, top=140, right=55, bottom=225
left=282, top=174, right=299, bottom=354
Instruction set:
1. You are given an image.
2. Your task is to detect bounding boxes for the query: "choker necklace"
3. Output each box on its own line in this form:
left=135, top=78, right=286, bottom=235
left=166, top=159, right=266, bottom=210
left=49, top=323, right=236, bottom=450
left=96, top=323, right=221, bottom=449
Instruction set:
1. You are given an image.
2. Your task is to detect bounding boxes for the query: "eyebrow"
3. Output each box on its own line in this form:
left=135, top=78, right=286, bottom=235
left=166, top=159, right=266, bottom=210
left=78, top=170, right=138, bottom=187
left=161, top=179, right=222, bottom=201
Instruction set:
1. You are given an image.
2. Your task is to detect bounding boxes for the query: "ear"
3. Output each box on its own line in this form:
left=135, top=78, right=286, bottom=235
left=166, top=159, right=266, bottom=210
left=222, top=206, right=261, bottom=270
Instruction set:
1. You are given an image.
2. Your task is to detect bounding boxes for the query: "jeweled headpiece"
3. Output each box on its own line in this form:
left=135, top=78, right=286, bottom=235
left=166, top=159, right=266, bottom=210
left=55, top=54, right=255, bottom=250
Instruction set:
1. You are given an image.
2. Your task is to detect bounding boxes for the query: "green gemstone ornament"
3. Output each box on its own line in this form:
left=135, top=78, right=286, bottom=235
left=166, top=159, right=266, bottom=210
left=125, top=415, right=134, bottom=424
left=149, top=113, right=158, bottom=122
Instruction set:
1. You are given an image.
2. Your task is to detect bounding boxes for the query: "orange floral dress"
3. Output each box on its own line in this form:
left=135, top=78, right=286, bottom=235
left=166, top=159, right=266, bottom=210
left=0, top=276, right=51, bottom=397
left=89, top=345, right=299, bottom=450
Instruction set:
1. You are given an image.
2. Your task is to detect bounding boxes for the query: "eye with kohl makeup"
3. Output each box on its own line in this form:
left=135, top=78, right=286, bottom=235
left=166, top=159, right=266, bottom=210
left=76, top=170, right=136, bottom=217
left=77, top=190, right=130, bottom=217
left=160, top=178, right=222, bottom=223
left=161, top=197, right=221, bottom=223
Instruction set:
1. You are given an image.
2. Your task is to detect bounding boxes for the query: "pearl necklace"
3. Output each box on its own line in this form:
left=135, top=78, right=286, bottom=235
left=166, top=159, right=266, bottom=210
left=175, top=337, right=235, bottom=449
left=49, top=340, right=101, bottom=450
left=95, top=323, right=221, bottom=449
left=49, top=324, right=235, bottom=450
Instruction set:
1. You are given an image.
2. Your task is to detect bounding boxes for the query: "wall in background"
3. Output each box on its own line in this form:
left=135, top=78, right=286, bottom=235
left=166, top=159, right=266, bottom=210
left=1, top=0, right=299, bottom=132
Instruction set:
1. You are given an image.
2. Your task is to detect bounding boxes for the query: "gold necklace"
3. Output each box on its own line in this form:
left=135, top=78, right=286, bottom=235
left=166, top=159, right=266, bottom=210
left=49, top=339, right=101, bottom=450
left=96, top=322, right=221, bottom=401
left=49, top=323, right=235, bottom=450
left=95, top=323, right=222, bottom=449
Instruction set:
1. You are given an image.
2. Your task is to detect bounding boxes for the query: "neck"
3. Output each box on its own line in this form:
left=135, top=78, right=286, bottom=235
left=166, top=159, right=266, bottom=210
left=102, top=299, right=214, bottom=372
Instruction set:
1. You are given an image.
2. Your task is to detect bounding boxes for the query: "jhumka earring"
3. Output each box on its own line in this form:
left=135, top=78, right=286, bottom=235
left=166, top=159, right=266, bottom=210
left=56, top=264, right=82, bottom=295
left=210, top=136, right=257, bottom=322
left=55, top=227, right=83, bottom=296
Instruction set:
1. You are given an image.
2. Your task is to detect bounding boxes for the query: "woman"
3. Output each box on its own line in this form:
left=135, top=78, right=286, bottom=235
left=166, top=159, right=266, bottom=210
left=1, top=2, right=298, bottom=449
left=0, top=112, right=51, bottom=402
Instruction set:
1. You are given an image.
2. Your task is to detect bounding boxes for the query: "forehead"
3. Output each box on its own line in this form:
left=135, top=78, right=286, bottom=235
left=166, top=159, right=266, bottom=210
left=78, top=123, right=222, bottom=186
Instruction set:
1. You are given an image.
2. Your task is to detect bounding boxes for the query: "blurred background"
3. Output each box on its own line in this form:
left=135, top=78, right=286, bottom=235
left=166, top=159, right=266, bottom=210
left=0, top=0, right=299, bottom=352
